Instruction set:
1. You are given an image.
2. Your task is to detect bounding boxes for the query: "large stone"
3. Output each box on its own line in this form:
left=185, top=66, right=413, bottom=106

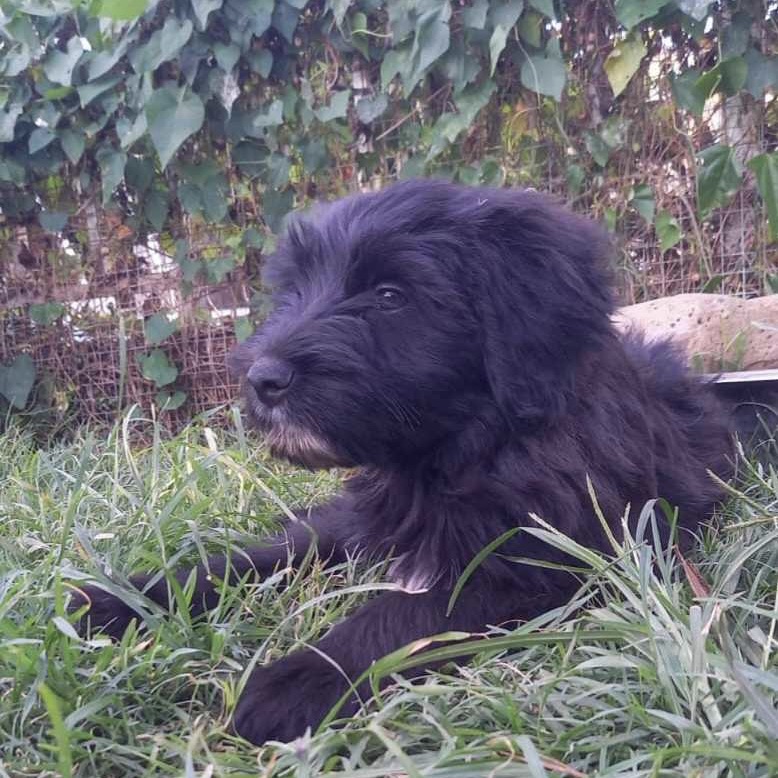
left=613, top=293, right=778, bottom=372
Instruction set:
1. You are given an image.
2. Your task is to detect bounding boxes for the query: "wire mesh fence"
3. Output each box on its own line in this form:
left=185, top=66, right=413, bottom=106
left=1, top=51, right=776, bottom=431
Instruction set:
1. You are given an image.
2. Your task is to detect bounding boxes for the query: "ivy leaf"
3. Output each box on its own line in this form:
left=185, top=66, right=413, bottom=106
left=743, top=48, right=778, bottom=98
left=272, top=1, right=301, bottom=43
left=0, top=105, right=23, bottom=143
left=490, top=0, right=524, bottom=26
left=399, top=155, right=426, bottom=179
left=125, top=156, right=154, bottom=192
left=327, top=0, right=353, bottom=28
left=138, top=349, right=178, bottom=387
left=247, top=49, right=273, bottom=77
left=748, top=152, right=778, bottom=243
left=721, top=11, right=751, bottom=58
left=406, top=1, right=451, bottom=91
left=427, top=80, right=495, bottom=159
left=488, top=0, right=523, bottom=74
left=517, top=11, right=542, bottom=48
left=233, top=141, right=267, bottom=175
left=43, top=36, right=83, bottom=86
left=203, top=256, right=236, bottom=283
left=614, top=0, right=667, bottom=29
left=145, top=86, right=205, bottom=169
left=387, top=2, right=413, bottom=40
left=248, top=99, right=284, bottom=131
left=439, top=39, right=481, bottom=93
left=528, top=0, right=554, bottom=18
left=0, top=354, right=36, bottom=410
left=179, top=181, right=202, bottom=216
left=59, top=129, right=85, bottom=164
left=155, top=389, right=187, bottom=411
left=203, top=186, right=228, bottom=222
left=693, top=68, right=722, bottom=102
left=566, top=163, right=584, bottom=195
left=235, top=317, right=254, bottom=342
left=263, top=187, right=295, bottom=234
left=670, top=68, right=714, bottom=116
left=129, top=18, right=193, bottom=73
left=285, top=86, right=302, bottom=124
left=178, top=161, right=229, bottom=221
left=463, top=0, right=488, bottom=28
left=95, top=0, right=148, bottom=21
left=88, top=34, right=136, bottom=80
left=300, top=138, right=329, bottom=173
left=144, top=312, right=177, bottom=345
left=38, top=211, right=69, bottom=233
left=604, top=34, right=646, bottom=97
left=356, top=94, right=388, bottom=124
left=239, top=0, right=274, bottom=37
left=489, top=26, right=510, bottom=76
left=655, top=211, right=682, bottom=252
left=676, top=0, right=714, bottom=22
left=314, top=90, right=351, bottom=122
left=144, top=189, right=169, bottom=231
left=29, top=127, right=56, bottom=154
left=192, top=0, right=223, bottom=30
left=4, top=14, right=38, bottom=55
left=77, top=76, right=122, bottom=108
left=117, top=112, right=148, bottom=150
left=266, top=153, right=291, bottom=188
left=717, top=57, right=748, bottom=96
left=29, top=302, right=65, bottom=326
left=520, top=55, right=566, bottom=101
left=381, top=44, right=414, bottom=90
left=697, top=144, right=743, bottom=219
left=178, top=256, right=203, bottom=283
left=96, top=145, right=127, bottom=204
left=585, top=132, right=610, bottom=167
left=242, top=227, right=264, bottom=249
left=630, top=183, right=655, bottom=224
left=213, top=42, right=240, bottom=72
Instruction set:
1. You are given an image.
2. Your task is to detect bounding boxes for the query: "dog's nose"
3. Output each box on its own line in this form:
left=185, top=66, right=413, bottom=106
left=247, top=357, right=295, bottom=406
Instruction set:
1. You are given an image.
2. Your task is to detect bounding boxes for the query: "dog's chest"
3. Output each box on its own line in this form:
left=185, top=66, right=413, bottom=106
left=387, top=555, right=441, bottom=593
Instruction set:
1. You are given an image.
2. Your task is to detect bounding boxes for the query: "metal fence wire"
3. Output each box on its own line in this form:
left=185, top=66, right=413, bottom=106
left=1, top=88, right=776, bottom=429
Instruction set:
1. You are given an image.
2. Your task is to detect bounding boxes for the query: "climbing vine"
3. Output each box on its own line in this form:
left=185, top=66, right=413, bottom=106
left=0, top=0, right=776, bottom=420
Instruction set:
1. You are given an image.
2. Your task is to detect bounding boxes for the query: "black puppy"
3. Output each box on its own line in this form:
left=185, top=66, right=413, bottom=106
left=75, top=180, right=732, bottom=745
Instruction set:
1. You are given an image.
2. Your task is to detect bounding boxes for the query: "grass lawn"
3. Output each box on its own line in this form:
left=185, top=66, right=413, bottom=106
left=0, top=409, right=776, bottom=777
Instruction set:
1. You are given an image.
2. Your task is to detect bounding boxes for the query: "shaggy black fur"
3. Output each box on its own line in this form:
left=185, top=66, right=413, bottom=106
left=73, top=180, right=732, bottom=745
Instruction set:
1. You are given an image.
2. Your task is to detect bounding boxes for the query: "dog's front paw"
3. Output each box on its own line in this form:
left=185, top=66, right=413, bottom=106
left=233, top=649, right=357, bottom=745
left=69, top=583, right=143, bottom=640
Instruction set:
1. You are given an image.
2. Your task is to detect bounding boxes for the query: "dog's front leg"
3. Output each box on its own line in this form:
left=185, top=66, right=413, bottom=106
left=233, top=582, right=520, bottom=745
left=72, top=500, right=356, bottom=640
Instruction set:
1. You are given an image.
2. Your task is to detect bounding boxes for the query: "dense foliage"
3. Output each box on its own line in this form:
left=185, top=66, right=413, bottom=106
left=0, top=0, right=776, bottom=418
left=1, top=0, right=775, bottom=238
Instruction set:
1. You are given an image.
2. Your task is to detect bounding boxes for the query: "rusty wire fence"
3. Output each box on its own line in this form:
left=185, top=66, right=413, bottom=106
left=1, top=92, right=776, bottom=432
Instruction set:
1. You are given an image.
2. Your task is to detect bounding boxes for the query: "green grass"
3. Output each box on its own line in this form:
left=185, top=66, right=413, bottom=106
left=0, top=409, right=776, bottom=777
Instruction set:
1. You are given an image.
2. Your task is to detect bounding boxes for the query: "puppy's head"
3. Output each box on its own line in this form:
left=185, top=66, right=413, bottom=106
left=230, top=180, right=614, bottom=468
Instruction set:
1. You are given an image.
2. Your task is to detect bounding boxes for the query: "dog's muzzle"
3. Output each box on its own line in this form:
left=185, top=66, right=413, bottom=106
left=242, top=358, right=344, bottom=469
left=246, top=357, right=295, bottom=407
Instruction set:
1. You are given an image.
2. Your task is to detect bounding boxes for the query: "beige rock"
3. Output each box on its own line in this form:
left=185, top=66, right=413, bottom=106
left=613, top=293, right=778, bottom=372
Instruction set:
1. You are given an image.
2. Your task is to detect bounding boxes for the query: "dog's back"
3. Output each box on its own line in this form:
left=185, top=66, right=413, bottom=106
left=621, top=331, right=733, bottom=544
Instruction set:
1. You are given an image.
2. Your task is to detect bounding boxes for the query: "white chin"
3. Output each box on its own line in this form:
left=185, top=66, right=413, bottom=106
left=264, top=423, right=343, bottom=469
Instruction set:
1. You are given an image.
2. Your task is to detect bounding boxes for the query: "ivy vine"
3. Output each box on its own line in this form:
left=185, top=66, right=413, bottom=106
left=0, top=0, right=776, bottom=417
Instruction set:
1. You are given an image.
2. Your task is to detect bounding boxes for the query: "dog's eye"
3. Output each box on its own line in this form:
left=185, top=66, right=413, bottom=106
left=375, top=285, right=407, bottom=311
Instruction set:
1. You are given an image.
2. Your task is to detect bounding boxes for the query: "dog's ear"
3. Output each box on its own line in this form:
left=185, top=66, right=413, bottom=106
left=473, top=191, right=615, bottom=425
